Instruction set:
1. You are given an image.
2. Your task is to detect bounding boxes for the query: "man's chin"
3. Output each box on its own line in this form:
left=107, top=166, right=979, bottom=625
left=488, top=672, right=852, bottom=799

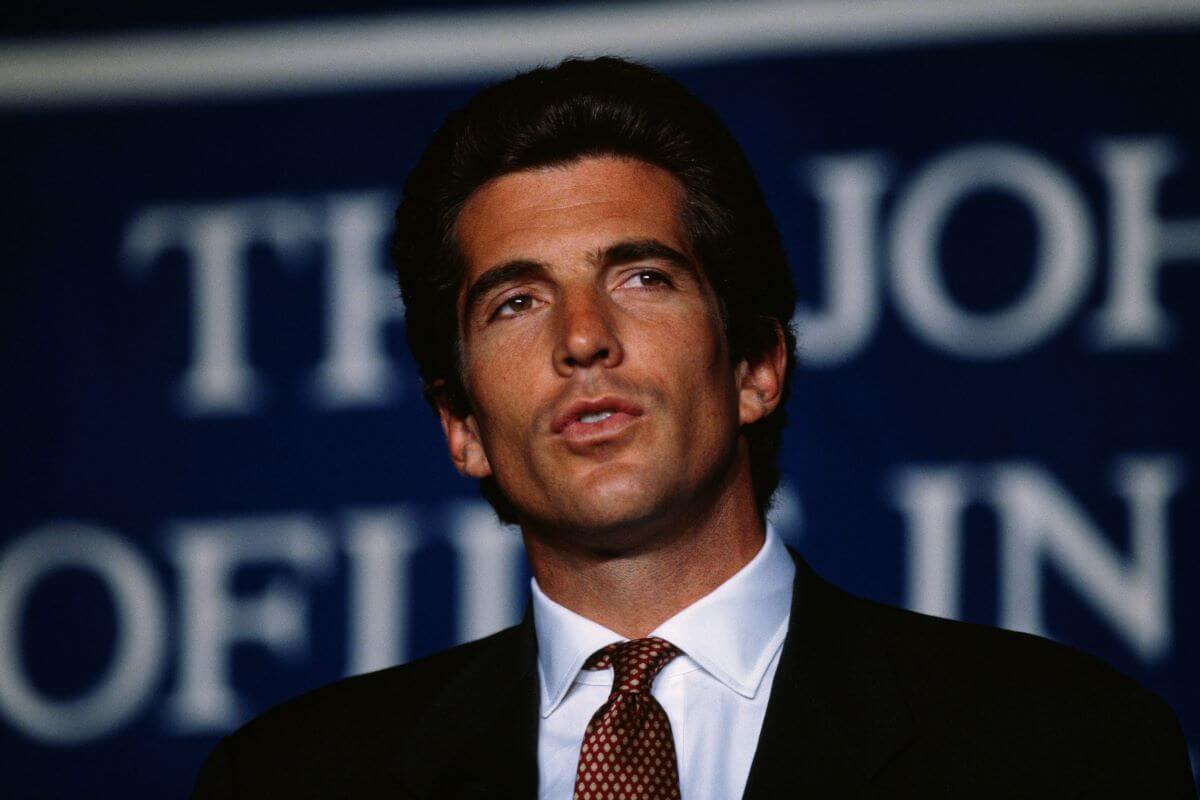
left=539, top=481, right=687, bottom=547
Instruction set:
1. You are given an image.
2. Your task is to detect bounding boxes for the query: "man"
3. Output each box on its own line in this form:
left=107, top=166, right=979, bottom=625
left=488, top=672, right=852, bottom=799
left=192, top=57, right=1195, bottom=799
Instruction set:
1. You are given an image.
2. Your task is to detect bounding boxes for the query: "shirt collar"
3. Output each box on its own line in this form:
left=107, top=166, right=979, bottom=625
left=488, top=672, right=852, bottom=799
left=531, top=523, right=795, bottom=717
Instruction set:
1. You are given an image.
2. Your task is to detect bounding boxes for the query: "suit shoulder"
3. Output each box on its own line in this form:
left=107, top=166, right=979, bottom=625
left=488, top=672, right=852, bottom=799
left=841, top=593, right=1193, bottom=791
left=844, top=592, right=1191, bottom=747
left=848, top=592, right=1136, bottom=698
left=237, top=623, right=524, bottom=742
left=193, top=624, right=527, bottom=796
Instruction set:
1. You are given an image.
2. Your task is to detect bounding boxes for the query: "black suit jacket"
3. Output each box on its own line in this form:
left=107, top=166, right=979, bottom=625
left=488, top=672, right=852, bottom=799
left=192, top=551, right=1196, bottom=799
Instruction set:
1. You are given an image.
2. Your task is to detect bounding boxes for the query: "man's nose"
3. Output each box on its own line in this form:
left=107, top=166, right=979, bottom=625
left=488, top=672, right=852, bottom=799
left=553, top=287, right=623, bottom=376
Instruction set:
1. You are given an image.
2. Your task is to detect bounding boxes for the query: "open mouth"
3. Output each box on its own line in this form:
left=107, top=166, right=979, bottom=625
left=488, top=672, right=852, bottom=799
left=552, top=396, right=645, bottom=441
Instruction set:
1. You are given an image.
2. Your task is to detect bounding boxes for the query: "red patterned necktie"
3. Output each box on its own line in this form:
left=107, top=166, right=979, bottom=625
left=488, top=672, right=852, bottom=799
left=573, top=637, right=683, bottom=800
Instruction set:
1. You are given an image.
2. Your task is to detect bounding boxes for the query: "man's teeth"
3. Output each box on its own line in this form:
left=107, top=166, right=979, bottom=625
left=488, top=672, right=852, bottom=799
left=578, top=410, right=615, bottom=424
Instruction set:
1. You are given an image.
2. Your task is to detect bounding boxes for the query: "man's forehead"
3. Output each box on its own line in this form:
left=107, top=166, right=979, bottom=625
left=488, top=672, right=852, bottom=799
left=453, top=155, right=690, bottom=280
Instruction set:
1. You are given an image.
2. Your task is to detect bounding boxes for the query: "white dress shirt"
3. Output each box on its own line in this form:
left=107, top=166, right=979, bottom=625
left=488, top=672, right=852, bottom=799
left=531, top=524, right=796, bottom=800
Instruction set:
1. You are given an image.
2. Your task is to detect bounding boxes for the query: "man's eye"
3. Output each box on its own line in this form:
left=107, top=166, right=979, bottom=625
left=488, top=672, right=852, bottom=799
left=623, top=270, right=671, bottom=289
left=493, top=294, right=538, bottom=319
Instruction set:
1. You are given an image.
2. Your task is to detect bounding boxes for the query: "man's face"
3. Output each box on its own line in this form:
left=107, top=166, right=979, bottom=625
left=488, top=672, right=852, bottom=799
left=444, top=156, right=748, bottom=541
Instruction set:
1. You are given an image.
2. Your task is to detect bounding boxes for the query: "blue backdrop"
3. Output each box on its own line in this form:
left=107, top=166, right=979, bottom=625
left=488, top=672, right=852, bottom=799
left=2, top=3, right=1198, bottom=796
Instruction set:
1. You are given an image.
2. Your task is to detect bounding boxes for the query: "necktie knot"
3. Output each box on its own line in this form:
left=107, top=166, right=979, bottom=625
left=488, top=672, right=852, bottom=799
left=583, top=637, right=681, bottom=695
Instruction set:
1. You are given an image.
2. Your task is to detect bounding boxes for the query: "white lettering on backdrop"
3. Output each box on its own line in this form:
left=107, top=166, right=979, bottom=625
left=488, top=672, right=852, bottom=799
left=121, top=193, right=401, bottom=416
left=796, top=136, right=1197, bottom=364
left=0, top=522, right=166, bottom=743
left=165, top=515, right=334, bottom=730
left=890, top=455, right=1185, bottom=663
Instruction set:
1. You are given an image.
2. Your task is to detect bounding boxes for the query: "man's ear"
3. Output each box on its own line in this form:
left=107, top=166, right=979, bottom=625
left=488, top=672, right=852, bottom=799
left=433, top=382, right=493, bottom=479
left=736, top=321, right=788, bottom=426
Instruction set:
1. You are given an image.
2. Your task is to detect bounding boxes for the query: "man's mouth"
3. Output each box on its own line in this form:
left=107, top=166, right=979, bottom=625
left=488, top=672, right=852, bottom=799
left=552, top=396, right=644, bottom=441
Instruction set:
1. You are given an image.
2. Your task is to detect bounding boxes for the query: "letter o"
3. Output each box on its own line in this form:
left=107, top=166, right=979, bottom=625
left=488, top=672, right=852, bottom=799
left=0, top=522, right=166, bottom=743
left=890, top=145, right=1094, bottom=357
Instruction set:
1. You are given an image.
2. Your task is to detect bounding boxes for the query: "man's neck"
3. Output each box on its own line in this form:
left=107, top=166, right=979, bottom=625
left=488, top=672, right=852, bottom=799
left=521, top=461, right=766, bottom=639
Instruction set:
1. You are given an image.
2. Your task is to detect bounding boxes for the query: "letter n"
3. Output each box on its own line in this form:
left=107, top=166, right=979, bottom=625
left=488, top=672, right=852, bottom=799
left=989, top=457, right=1184, bottom=662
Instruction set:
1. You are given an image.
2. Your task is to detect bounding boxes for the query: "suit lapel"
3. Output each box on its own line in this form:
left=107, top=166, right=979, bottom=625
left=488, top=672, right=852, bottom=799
left=742, top=551, right=913, bottom=798
left=393, top=611, right=540, bottom=800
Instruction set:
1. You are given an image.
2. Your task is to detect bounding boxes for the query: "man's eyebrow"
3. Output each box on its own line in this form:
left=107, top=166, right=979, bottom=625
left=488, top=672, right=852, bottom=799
left=596, top=239, right=697, bottom=273
left=463, top=260, right=548, bottom=319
